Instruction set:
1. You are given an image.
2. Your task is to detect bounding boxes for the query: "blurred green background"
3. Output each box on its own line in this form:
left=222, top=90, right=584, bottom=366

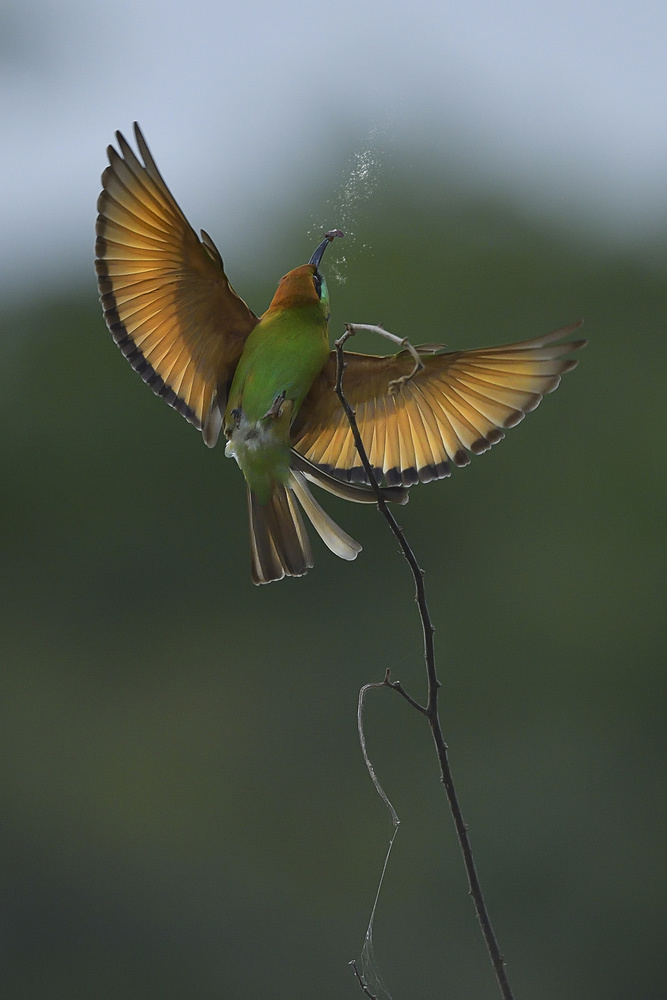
left=2, top=0, right=667, bottom=996
left=1, top=164, right=665, bottom=999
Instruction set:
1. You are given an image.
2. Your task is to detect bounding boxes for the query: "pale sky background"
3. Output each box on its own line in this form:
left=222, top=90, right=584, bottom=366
left=1, top=0, right=667, bottom=303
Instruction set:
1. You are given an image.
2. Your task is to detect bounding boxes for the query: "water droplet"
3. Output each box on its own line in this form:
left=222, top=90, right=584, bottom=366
left=310, top=123, right=390, bottom=283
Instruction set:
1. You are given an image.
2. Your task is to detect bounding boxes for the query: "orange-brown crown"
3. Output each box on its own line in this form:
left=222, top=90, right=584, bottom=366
left=267, top=264, right=320, bottom=311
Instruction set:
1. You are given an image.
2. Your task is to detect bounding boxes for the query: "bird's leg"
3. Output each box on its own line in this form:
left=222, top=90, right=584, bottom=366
left=345, top=323, right=425, bottom=393
left=262, top=390, right=287, bottom=420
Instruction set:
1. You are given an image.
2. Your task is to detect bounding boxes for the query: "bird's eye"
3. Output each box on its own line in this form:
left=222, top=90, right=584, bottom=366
left=313, top=272, right=322, bottom=298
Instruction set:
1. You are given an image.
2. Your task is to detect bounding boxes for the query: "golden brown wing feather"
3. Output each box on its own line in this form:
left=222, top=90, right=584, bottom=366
left=95, top=123, right=258, bottom=443
left=291, top=322, right=585, bottom=486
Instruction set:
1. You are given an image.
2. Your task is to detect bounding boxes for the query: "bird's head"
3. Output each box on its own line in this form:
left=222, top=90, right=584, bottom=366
left=267, top=230, right=343, bottom=317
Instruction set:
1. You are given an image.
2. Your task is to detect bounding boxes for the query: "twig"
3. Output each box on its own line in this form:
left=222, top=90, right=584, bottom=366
left=349, top=960, right=379, bottom=999
left=335, top=326, right=515, bottom=1000
left=354, top=681, right=402, bottom=1000
left=342, top=323, right=426, bottom=392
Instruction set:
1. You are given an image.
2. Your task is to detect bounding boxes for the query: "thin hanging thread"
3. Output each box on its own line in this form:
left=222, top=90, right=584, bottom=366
left=355, top=681, right=400, bottom=1000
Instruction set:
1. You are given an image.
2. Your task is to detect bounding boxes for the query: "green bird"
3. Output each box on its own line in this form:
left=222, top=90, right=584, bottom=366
left=95, top=124, right=585, bottom=584
left=222, top=231, right=378, bottom=582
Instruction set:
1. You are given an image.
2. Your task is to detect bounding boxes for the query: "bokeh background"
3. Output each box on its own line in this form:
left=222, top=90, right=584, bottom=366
left=1, top=2, right=665, bottom=998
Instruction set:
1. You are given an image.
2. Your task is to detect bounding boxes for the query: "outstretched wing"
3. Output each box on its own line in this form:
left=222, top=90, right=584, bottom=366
left=291, top=323, right=585, bottom=486
left=95, top=123, right=258, bottom=446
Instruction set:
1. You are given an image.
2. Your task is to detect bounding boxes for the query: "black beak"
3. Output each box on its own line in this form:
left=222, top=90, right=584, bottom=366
left=308, top=229, right=344, bottom=269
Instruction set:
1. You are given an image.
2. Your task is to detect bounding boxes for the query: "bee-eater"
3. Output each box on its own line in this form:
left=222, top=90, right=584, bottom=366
left=95, top=124, right=585, bottom=585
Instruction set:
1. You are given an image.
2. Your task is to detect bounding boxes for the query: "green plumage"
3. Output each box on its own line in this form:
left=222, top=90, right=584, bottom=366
left=224, top=296, right=329, bottom=504
left=227, top=303, right=328, bottom=422
left=220, top=263, right=357, bottom=583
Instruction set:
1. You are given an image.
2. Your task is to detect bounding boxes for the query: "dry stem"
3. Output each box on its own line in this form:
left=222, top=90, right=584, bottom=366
left=335, top=326, right=514, bottom=1000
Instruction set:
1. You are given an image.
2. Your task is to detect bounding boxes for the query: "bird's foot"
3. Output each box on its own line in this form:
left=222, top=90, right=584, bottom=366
left=262, top=391, right=286, bottom=420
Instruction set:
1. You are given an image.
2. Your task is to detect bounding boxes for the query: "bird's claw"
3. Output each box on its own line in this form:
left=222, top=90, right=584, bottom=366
left=262, top=391, right=287, bottom=420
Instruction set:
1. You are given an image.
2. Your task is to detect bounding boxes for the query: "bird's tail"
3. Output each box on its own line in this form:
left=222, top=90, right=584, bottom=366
left=247, top=471, right=362, bottom=585
left=247, top=479, right=313, bottom=586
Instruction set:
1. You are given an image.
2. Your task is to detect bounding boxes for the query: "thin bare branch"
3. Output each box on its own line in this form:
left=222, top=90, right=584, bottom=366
left=343, top=323, right=426, bottom=392
left=382, top=669, right=427, bottom=715
left=349, top=960, right=379, bottom=999
left=335, top=329, right=515, bottom=1000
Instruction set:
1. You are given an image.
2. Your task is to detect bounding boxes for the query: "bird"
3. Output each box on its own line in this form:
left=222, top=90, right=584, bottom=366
left=95, top=124, right=585, bottom=585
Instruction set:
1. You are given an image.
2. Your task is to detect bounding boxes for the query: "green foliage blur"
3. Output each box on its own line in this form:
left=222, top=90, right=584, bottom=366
left=1, top=164, right=665, bottom=1000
